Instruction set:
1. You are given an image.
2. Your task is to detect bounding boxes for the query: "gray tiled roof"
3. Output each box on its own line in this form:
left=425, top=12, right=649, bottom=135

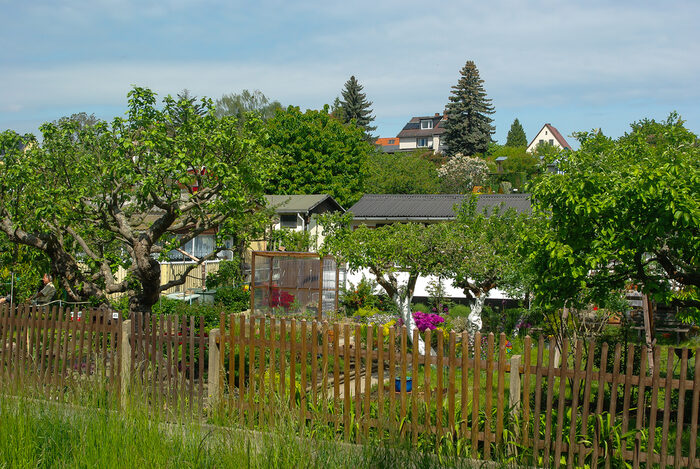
left=349, top=194, right=531, bottom=219
left=264, top=194, right=344, bottom=214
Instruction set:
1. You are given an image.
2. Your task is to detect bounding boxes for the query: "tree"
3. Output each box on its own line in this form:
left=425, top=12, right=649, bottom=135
left=506, top=118, right=527, bottom=147
left=215, top=89, right=282, bottom=121
left=265, top=106, right=373, bottom=207
left=437, top=153, right=490, bottom=193
left=321, top=214, right=447, bottom=354
left=0, top=88, right=277, bottom=316
left=527, top=113, right=700, bottom=321
left=441, top=199, right=534, bottom=334
left=364, top=150, right=442, bottom=194
left=443, top=61, right=495, bottom=156
left=339, top=76, right=376, bottom=139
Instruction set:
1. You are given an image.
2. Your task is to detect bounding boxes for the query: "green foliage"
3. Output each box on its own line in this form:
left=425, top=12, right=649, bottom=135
left=0, top=242, right=50, bottom=302
left=0, top=87, right=276, bottom=314
left=506, top=118, right=528, bottom=147
left=448, top=304, right=471, bottom=317
left=443, top=60, right=495, bottom=156
left=340, top=276, right=379, bottom=315
left=267, top=228, right=317, bottom=252
left=441, top=197, right=535, bottom=303
left=205, top=260, right=243, bottom=289
left=364, top=150, right=442, bottom=194
left=214, top=286, right=250, bottom=312
left=527, top=113, right=700, bottom=320
left=214, top=89, right=282, bottom=121
left=265, top=106, right=373, bottom=208
left=339, top=75, right=376, bottom=139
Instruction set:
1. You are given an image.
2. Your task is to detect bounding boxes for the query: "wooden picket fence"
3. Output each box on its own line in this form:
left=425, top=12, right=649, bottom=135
left=214, top=314, right=700, bottom=468
left=0, top=304, right=210, bottom=417
left=127, top=313, right=209, bottom=417
left=0, top=304, right=121, bottom=398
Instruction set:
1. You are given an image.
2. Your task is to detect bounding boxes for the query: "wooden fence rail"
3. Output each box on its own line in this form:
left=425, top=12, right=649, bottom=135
left=214, top=314, right=700, bottom=468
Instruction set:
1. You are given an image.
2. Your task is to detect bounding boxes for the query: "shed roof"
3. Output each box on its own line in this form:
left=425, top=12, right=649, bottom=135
left=264, top=194, right=344, bottom=214
left=349, top=194, right=531, bottom=219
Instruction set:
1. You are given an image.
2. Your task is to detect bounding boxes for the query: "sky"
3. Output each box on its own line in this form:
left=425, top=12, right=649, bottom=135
left=1, top=0, right=699, bottom=147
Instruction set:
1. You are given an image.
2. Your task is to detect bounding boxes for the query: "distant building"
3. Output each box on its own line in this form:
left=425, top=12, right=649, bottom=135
left=396, top=113, right=447, bottom=153
left=374, top=137, right=401, bottom=153
left=526, top=123, right=571, bottom=153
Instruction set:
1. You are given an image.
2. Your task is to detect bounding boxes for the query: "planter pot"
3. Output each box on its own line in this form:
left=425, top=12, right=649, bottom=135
left=395, top=376, right=412, bottom=393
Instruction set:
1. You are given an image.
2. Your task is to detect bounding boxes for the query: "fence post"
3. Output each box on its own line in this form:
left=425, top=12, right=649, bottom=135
left=208, top=328, right=220, bottom=406
left=120, top=319, right=132, bottom=410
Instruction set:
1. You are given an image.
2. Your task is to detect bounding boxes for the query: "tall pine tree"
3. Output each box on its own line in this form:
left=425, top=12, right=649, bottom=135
left=340, top=76, right=376, bottom=139
left=443, top=61, right=495, bottom=156
left=506, top=118, right=527, bottom=147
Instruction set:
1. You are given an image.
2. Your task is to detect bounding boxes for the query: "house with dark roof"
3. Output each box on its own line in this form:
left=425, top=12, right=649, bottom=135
left=348, top=193, right=531, bottom=228
left=526, top=123, right=571, bottom=153
left=396, top=113, right=447, bottom=153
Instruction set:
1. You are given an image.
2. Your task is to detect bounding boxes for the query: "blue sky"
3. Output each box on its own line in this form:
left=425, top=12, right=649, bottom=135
left=2, top=0, right=699, bottom=147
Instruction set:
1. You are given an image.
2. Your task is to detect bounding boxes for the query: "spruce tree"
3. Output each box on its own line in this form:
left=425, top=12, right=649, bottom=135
left=340, top=76, right=376, bottom=139
left=506, top=118, right=527, bottom=147
left=443, top=61, right=495, bottom=156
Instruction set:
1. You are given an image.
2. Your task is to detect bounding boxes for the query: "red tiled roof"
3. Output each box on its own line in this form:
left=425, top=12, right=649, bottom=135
left=374, top=137, right=400, bottom=147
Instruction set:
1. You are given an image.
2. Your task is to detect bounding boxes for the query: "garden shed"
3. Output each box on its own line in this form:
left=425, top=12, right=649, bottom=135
left=250, top=251, right=340, bottom=319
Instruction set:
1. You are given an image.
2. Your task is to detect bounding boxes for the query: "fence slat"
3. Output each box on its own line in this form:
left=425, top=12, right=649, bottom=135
left=248, top=316, right=255, bottom=422
left=461, top=332, right=469, bottom=442
left=471, top=332, right=481, bottom=459
left=496, top=333, right=505, bottom=446
left=448, top=331, right=456, bottom=441
left=333, top=322, right=340, bottom=432
left=673, top=348, right=689, bottom=469
left=632, top=345, right=648, bottom=469
left=687, top=347, right=700, bottom=466
left=239, top=315, right=247, bottom=414
left=364, top=324, right=373, bottom=439
left=343, top=323, right=351, bottom=442
left=401, top=326, right=409, bottom=439
left=412, top=328, right=420, bottom=445
left=646, top=346, right=661, bottom=467
left=354, top=324, right=362, bottom=440
left=258, top=317, right=266, bottom=426
left=543, top=337, right=556, bottom=465
left=591, top=342, right=609, bottom=466
left=424, top=329, right=432, bottom=439
left=532, top=335, right=544, bottom=466
left=554, top=339, right=569, bottom=468
left=566, top=340, right=583, bottom=469
left=377, top=324, right=384, bottom=438
left=660, top=347, right=674, bottom=466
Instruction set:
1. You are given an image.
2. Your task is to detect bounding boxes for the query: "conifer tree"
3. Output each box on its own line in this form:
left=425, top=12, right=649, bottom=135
left=340, top=76, right=376, bottom=139
left=443, top=61, right=495, bottom=156
left=506, top=118, right=527, bottom=147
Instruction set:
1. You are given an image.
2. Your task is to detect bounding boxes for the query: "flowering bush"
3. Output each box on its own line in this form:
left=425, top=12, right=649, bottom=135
left=413, top=310, right=445, bottom=332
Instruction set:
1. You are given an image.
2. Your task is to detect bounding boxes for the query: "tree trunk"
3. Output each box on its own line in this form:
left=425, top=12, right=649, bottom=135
left=467, top=295, right=485, bottom=338
left=128, top=255, right=161, bottom=320
left=393, top=292, right=429, bottom=356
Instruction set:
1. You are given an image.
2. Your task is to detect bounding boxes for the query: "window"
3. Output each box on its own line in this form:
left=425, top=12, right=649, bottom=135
left=388, top=139, right=395, bottom=144
left=280, top=214, right=297, bottom=229
left=549, top=139, right=554, bottom=145
left=420, top=120, right=433, bottom=129
left=417, top=137, right=429, bottom=147
left=168, top=235, right=216, bottom=260
left=539, top=139, right=544, bottom=145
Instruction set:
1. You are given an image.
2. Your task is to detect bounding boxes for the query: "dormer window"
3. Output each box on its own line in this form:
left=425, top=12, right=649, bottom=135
left=420, top=119, right=433, bottom=130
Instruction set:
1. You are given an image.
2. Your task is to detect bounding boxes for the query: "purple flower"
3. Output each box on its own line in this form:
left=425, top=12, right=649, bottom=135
left=413, top=311, right=445, bottom=332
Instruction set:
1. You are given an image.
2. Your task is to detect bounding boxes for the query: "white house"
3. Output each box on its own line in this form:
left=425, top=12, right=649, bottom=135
left=526, top=123, right=572, bottom=153
left=396, top=113, right=447, bottom=153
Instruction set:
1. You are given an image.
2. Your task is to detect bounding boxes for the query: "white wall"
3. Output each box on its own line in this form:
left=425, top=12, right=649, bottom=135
left=345, top=268, right=510, bottom=301
left=527, top=126, right=565, bottom=153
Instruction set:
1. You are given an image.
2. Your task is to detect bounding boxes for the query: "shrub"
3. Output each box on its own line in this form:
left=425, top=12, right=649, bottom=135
left=449, top=304, right=471, bottom=317
left=413, top=311, right=445, bottom=332
left=215, top=286, right=249, bottom=312
left=412, top=303, right=430, bottom=314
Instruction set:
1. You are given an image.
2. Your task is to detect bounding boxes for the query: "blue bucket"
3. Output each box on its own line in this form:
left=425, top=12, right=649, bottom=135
left=395, top=376, right=412, bottom=393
